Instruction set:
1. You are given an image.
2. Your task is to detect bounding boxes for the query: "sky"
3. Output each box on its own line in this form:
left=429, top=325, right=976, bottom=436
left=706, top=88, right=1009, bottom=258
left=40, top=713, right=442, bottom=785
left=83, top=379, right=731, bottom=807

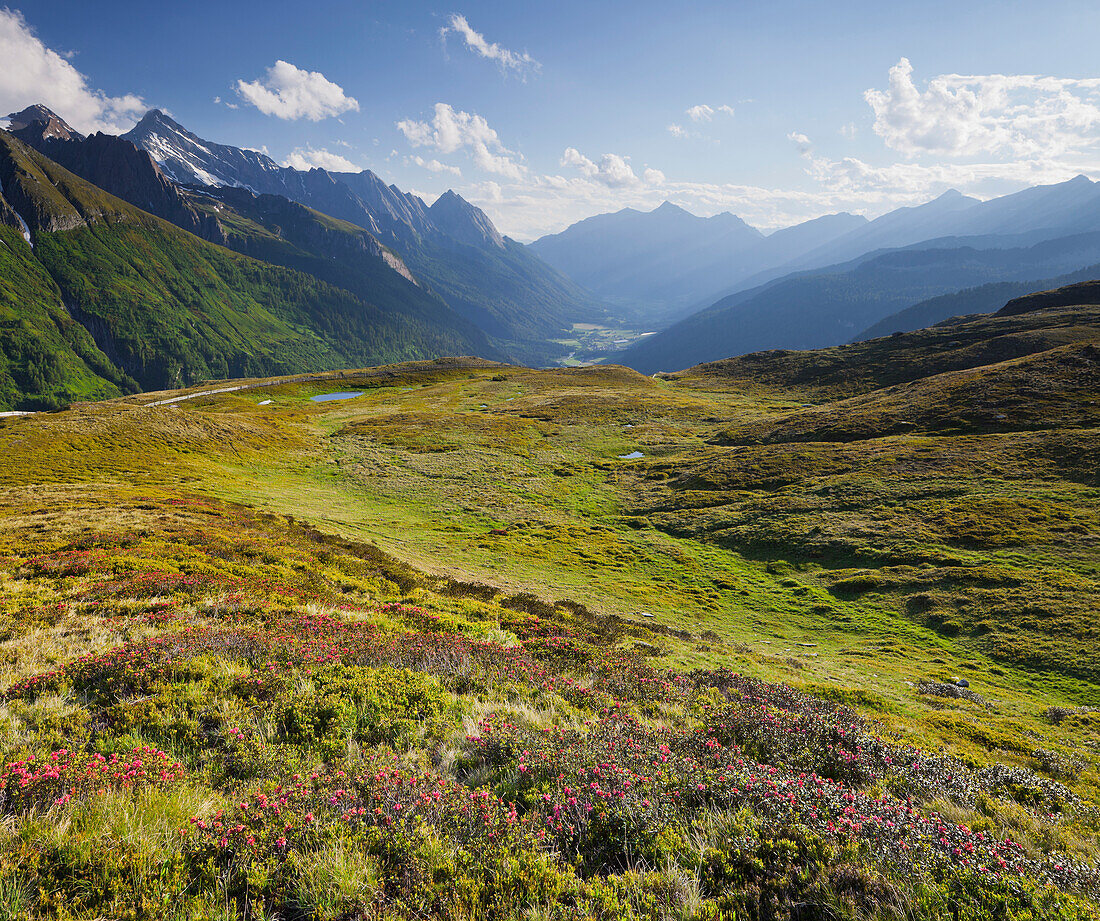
left=4, top=0, right=1100, bottom=240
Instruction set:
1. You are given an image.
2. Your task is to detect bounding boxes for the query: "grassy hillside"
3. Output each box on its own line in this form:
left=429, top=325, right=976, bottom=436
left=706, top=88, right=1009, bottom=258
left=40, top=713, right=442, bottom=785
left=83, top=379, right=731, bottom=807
left=0, top=295, right=1097, bottom=917
left=177, top=188, right=498, bottom=361
left=669, top=304, right=1100, bottom=399
left=0, top=131, right=498, bottom=408
left=0, top=225, right=136, bottom=410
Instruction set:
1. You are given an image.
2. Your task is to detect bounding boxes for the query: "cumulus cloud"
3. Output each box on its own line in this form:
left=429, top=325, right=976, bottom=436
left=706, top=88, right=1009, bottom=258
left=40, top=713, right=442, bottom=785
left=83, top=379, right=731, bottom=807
left=560, top=148, right=641, bottom=187
left=440, top=14, right=539, bottom=77
left=236, top=60, right=359, bottom=121
left=284, top=146, right=360, bottom=172
left=0, top=8, right=147, bottom=134
left=409, top=154, right=462, bottom=177
left=865, top=57, right=1100, bottom=158
left=804, top=151, right=1088, bottom=205
left=397, top=103, right=525, bottom=179
left=667, top=123, right=689, bottom=138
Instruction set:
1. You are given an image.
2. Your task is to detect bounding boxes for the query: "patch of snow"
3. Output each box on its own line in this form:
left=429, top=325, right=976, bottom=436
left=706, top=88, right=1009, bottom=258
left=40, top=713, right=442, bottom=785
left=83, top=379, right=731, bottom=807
left=0, top=410, right=34, bottom=417
left=258, top=399, right=273, bottom=405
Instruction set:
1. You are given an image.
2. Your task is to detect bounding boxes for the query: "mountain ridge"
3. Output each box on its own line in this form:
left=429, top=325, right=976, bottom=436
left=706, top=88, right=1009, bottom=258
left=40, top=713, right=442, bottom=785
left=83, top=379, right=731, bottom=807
left=122, top=108, right=601, bottom=360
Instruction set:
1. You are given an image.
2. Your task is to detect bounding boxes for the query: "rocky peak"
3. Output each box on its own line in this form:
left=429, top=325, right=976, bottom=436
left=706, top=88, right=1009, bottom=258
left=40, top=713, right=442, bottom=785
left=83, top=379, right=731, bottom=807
left=6, top=105, right=82, bottom=142
left=428, top=190, right=504, bottom=249
left=124, top=110, right=281, bottom=187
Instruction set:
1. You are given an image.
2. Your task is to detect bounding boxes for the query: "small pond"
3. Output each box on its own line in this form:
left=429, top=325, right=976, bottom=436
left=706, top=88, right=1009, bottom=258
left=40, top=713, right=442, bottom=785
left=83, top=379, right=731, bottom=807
left=310, top=391, right=365, bottom=402
left=618, top=451, right=645, bottom=459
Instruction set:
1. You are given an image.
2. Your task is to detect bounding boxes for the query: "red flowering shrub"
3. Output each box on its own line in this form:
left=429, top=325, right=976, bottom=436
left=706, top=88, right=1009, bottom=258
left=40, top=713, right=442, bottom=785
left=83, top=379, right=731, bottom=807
left=0, top=745, right=184, bottom=813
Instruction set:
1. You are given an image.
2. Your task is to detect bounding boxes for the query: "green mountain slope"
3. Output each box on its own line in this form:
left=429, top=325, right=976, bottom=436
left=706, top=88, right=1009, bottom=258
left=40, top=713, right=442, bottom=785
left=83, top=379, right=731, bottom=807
left=180, top=187, right=499, bottom=360
left=856, top=264, right=1100, bottom=340
left=0, top=224, right=134, bottom=410
left=0, top=131, right=495, bottom=408
left=402, top=234, right=601, bottom=365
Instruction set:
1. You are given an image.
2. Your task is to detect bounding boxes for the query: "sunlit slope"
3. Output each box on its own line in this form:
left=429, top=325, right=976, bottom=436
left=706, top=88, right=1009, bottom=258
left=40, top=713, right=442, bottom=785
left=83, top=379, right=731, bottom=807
left=0, top=307, right=1098, bottom=916
left=0, top=131, right=497, bottom=409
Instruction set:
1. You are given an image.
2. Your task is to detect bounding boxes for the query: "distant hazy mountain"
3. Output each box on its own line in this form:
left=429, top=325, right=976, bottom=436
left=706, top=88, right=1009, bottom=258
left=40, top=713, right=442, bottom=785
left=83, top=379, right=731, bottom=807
left=529, top=202, right=866, bottom=321
left=123, top=109, right=599, bottom=360
left=749, top=177, right=1100, bottom=288
left=855, top=263, right=1100, bottom=341
left=529, top=202, right=761, bottom=300
left=616, top=232, right=1100, bottom=374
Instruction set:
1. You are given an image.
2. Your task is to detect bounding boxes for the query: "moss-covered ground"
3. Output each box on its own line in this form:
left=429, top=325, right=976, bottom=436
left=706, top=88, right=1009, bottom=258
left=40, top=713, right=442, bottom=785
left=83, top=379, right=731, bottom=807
left=0, top=307, right=1097, bottom=918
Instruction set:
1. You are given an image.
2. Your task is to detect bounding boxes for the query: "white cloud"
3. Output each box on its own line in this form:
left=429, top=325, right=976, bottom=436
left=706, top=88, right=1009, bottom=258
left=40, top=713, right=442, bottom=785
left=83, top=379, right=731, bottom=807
left=804, top=151, right=1089, bottom=205
left=397, top=103, right=526, bottom=179
left=561, top=148, right=640, bottom=187
left=0, top=8, right=147, bottom=134
left=236, top=60, right=359, bottom=121
left=284, top=146, right=360, bottom=172
left=685, top=103, right=733, bottom=122
left=667, top=123, right=689, bottom=138
left=440, top=14, right=539, bottom=77
left=840, top=122, right=856, bottom=139
left=466, top=169, right=844, bottom=241
left=787, top=131, right=812, bottom=155
left=409, top=155, right=462, bottom=177
left=865, top=57, right=1100, bottom=158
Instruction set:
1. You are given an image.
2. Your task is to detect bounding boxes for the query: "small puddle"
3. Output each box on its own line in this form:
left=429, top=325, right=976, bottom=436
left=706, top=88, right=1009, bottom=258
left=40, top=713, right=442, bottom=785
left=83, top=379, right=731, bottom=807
left=310, top=391, right=364, bottom=403
left=618, top=451, right=645, bottom=459
left=258, top=399, right=273, bottom=406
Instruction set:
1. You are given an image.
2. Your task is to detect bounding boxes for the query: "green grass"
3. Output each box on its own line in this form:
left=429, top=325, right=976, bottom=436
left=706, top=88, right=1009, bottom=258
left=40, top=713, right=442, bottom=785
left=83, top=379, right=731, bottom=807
left=0, top=306, right=1097, bottom=917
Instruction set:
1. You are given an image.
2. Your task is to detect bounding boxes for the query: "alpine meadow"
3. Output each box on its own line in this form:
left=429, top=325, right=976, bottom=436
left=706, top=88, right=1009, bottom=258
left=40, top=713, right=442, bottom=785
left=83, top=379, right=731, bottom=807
left=1, top=3, right=1099, bottom=919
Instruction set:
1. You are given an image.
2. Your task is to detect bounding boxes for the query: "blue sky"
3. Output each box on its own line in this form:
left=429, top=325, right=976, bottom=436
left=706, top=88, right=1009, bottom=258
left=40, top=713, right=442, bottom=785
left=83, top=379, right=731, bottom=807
left=5, top=0, right=1100, bottom=238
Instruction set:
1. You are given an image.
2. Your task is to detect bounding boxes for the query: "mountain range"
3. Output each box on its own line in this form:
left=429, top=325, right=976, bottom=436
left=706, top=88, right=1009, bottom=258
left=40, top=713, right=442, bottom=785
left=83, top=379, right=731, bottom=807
left=0, top=124, right=505, bottom=409
left=0, top=103, right=619, bottom=410
left=121, top=110, right=597, bottom=361
left=528, top=201, right=866, bottom=322
left=6, top=101, right=1100, bottom=400
left=522, top=173, right=1100, bottom=372
left=615, top=230, right=1100, bottom=373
